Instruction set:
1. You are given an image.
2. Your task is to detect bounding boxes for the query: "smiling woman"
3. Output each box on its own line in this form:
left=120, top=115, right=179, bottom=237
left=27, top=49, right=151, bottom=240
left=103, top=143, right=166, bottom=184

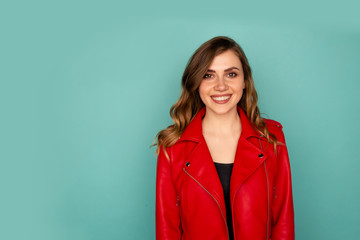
left=152, top=36, right=295, bottom=240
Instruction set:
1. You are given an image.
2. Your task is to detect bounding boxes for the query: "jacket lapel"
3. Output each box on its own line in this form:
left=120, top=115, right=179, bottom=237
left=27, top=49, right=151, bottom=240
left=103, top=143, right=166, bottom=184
left=179, top=106, right=268, bottom=220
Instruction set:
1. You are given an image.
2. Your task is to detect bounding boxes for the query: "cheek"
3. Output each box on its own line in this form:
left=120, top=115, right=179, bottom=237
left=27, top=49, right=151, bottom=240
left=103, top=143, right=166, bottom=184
left=235, top=80, right=245, bottom=92
left=231, top=81, right=245, bottom=100
left=198, top=82, right=209, bottom=101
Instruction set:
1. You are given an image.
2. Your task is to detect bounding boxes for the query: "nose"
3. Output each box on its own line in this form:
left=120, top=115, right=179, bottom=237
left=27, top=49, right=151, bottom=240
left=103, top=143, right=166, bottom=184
left=214, top=76, right=228, bottom=91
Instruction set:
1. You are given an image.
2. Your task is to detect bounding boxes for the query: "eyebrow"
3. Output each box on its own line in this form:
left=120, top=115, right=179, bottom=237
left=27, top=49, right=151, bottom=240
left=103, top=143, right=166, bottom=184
left=207, top=67, right=240, bottom=72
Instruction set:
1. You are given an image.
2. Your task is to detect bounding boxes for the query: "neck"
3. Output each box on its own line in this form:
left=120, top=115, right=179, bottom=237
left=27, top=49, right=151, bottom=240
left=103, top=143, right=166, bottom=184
left=202, top=107, right=241, bottom=136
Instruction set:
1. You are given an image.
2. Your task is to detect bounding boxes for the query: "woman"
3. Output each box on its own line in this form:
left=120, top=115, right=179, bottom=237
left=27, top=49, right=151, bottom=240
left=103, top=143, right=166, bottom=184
left=153, top=36, right=295, bottom=240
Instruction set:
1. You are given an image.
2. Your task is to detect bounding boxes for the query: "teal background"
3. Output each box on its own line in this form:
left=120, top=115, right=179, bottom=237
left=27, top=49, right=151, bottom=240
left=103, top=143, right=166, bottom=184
left=1, top=0, right=359, bottom=239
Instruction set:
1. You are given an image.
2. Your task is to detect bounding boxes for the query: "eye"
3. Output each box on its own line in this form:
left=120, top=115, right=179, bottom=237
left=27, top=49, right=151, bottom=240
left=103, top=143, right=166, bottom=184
left=203, top=73, right=213, bottom=79
left=228, top=72, right=238, bottom=77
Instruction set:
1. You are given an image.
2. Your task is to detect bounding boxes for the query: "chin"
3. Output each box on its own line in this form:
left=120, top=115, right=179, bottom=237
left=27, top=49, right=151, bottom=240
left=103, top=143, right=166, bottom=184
left=206, top=105, right=237, bottom=116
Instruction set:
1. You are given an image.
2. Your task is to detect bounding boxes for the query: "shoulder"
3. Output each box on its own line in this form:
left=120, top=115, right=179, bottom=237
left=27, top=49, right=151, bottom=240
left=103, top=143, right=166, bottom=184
left=262, top=118, right=286, bottom=144
left=263, top=118, right=283, bottom=129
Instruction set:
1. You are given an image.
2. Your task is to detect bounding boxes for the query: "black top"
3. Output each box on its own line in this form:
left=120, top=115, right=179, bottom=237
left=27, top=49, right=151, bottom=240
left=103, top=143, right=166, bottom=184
left=213, top=162, right=234, bottom=240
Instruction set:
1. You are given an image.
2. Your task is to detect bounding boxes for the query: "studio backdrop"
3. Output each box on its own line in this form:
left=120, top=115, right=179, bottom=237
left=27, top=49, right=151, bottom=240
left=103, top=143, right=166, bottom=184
left=1, top=0, right=359, bottom=239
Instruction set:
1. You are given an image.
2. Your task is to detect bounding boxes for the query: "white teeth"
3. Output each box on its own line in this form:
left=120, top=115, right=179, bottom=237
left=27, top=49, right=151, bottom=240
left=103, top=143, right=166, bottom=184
left=212, top=95, right=230, bottom=101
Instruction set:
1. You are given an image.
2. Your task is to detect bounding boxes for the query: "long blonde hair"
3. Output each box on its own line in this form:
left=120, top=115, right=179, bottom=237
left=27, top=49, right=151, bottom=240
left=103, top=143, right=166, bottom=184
left=152, top=36, right=280, bottom=157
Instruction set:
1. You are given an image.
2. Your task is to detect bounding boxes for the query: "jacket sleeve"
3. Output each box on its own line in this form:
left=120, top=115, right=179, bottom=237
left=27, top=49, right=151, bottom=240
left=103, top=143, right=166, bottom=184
left=271, top=129, right=295, bottom=240
left=156, top=145, right=182, bottom=240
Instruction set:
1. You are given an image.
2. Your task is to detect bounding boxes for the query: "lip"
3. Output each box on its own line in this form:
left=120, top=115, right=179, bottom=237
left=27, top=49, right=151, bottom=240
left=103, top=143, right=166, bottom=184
left=210, top=94, right=232, bottom=104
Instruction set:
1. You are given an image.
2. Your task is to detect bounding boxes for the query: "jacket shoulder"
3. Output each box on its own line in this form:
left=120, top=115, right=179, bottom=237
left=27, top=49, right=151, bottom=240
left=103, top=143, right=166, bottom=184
left=263, top=118, right=283, bottom=129
left=263, top=118, right=286, bottom=144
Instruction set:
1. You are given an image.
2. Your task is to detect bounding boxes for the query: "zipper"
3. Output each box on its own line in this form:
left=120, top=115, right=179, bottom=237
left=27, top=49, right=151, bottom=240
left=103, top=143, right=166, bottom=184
left=263, top=161, right=270, bottom=240
left=231, top=187, right=239, bottom=239
left=183, top=167, right=230, bottom=240
left=176, top=195, right=180, bottom=206
left=273, top=186, right=277, bottom=199
left=176, top=194, right=183, bottom=239
left=259, top=139, right=269, bottom=240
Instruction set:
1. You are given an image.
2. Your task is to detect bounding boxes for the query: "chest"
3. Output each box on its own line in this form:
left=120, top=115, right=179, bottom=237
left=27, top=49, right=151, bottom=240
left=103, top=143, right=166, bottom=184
left=203, top=134, right=240, bottom=164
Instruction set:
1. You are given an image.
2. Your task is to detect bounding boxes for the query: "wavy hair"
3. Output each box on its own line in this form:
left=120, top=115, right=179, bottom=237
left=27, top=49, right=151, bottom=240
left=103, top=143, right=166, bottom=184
left=152, top=36, right=281, bottom=159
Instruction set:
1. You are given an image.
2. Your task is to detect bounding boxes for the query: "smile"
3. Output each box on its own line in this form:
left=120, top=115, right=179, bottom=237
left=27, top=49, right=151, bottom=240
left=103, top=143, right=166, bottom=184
left=210, top=94, right=232, bottom=104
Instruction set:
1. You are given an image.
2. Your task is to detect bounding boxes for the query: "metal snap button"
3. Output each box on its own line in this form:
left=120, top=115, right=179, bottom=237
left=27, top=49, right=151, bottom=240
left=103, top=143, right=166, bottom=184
left=258, top=153, right=264, bottom=158
left=185, top=162, right=190, bottom=167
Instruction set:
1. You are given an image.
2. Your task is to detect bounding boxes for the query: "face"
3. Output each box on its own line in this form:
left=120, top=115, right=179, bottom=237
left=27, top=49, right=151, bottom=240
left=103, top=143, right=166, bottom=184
left=199, top=50, right=245, bottom=116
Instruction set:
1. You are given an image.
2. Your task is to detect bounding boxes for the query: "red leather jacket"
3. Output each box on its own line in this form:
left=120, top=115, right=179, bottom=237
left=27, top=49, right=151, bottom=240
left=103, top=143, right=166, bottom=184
left=156, top=106, right=295, bottom=240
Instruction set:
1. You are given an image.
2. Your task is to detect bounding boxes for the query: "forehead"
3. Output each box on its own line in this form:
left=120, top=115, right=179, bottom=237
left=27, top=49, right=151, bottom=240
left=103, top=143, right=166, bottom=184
left=208, top=50, right=242, bottom=69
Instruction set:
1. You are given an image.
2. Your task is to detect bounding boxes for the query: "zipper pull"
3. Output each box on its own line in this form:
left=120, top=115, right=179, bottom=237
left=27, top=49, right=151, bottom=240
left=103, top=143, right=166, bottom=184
left=273, top=186, right=277, bottom=199
left=176, top=195, right=180, bottom=206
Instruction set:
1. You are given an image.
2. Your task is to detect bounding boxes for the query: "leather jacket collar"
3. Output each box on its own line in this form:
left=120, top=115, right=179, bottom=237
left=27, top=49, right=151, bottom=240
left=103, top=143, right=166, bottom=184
left=178, top=105, right=264, bottom=143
